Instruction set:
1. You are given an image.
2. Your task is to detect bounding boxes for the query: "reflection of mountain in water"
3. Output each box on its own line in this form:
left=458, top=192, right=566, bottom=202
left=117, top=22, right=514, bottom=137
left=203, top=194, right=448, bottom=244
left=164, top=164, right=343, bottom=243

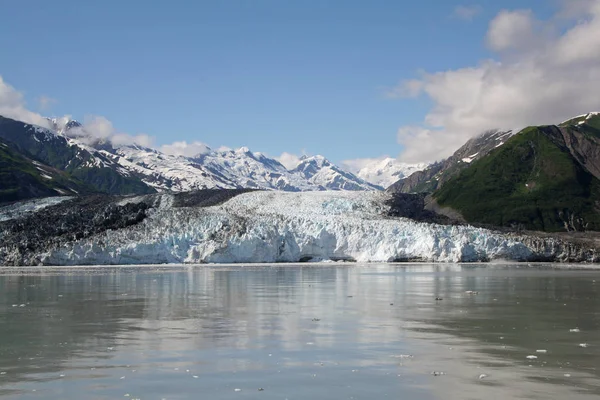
left=1, top=265, right=599, bottom=399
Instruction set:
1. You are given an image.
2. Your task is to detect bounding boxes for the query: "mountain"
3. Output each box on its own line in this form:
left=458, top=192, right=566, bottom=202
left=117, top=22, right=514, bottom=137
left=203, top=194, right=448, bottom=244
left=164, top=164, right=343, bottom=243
left=0, top=115, right=379, bottom=202
left=190, top=148, right=316, bottom=191
left=387, top=129, right=514, bottom=194
left=52, top=117, right=379, bottom=191
left=292, top=155, right=379, bottom=191
left=432, top=113, right=600, bottom=232
left=47, top=116, right=82, bottom=134
left=351, top=157, right=428, bottom=189
left=0, top=138, right=93, bottom=204
left=0, top=116, right=154, bottom=197
left=1, top=190, right=597, bottom=265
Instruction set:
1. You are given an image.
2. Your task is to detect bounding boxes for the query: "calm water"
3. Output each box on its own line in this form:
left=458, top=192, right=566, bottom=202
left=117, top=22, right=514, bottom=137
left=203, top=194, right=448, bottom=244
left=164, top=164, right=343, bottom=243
left=0, top=264, right=599, bottom=400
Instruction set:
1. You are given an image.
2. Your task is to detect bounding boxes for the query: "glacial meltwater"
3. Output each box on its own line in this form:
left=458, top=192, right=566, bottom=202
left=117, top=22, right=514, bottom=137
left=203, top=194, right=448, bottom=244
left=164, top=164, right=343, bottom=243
left=0, top=264, right=599, bottom=400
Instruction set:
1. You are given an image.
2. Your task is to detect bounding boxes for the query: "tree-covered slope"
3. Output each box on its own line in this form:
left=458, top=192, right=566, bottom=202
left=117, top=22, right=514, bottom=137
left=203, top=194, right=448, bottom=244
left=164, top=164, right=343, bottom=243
left=434, top=125, right=600, bottom=232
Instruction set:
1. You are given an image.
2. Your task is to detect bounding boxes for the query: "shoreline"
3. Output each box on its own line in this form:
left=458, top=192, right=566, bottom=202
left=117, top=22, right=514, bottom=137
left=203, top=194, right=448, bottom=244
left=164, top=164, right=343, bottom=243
left=2, top=261, right=600, bottom=275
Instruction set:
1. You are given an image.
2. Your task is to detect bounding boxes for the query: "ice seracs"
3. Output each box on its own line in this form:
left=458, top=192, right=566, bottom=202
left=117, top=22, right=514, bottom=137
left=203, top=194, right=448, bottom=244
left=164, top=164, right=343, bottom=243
left=38, top=191, right=559, bottom=265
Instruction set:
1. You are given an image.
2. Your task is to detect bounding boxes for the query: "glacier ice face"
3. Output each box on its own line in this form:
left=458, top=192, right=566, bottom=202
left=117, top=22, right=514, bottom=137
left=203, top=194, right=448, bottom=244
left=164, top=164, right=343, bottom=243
left=38, top=191, right=548, bottom=265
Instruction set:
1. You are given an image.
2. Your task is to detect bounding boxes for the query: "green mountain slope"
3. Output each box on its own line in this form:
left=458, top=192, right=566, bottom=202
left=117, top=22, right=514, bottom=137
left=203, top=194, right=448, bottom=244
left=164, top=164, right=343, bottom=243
left=0, top=116, right=154, bottom=196
left=434, top=122, right=600, bottom=232
left=0, top=140, right=94, bottom=204
left=387, top=130, right=514, bottom=194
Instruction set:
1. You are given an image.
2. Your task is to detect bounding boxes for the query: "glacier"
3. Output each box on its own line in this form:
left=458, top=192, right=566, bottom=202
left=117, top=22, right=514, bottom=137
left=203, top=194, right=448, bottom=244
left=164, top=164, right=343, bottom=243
left=0, top=196, right=72, bottom=223
left=23, top=191, right=595, bottom=266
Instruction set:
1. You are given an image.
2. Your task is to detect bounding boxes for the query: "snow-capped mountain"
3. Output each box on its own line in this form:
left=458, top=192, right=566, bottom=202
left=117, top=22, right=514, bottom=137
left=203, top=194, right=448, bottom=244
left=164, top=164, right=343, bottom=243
left=104, top=145, right=378, bottom=192
left=0, top=114, right=379, bottom=197
left=351, top=157, right=428, bottom=189
left=0, top=115, right=153, bottom=196
left=388, top=129, right=514, bottom=194
left=47, top=116, right=82, bottom=134
left=292, top=155, right=380, bottom=191
left=190, top=147, right=316, bottom=191
left=48, top=116, right=380, bottom=192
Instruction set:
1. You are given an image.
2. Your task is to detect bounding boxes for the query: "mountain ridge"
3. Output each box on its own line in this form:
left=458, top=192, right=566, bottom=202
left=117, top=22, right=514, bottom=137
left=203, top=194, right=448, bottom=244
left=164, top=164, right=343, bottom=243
left=0, top=115, right=380, bottom=202
left=431, top=113, right=600, bottom=232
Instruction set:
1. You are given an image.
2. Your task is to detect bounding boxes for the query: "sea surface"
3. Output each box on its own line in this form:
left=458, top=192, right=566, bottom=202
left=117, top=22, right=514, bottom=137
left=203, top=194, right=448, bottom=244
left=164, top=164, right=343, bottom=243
left=0, top=264, right=599, bottom=400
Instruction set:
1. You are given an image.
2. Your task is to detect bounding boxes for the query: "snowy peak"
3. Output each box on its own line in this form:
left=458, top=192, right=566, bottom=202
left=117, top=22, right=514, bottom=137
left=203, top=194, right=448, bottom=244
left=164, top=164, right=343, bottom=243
left=294, top=155, right=331, bottom=177
left=353, top=157, right=428, bottom=189
left=101, top=141, right=375, bottom=193
left=0, top=115, right=153, bottom=196
left=454, top=129, right=514, bottom=164
left=559, top=112, right=600, bottom=128
left=2, top=114, right=379, bottom=195
left=293, top=155, right=378, bottom=191
left=387, top=128, right=514, bottom=193
left=46, top=116, right=82, bottom=135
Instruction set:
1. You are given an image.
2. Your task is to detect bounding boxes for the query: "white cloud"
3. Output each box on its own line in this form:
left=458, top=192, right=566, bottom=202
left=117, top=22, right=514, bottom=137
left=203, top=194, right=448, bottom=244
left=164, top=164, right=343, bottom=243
left=160, top=141, right=212, bottom=157
left=341, top=156, right=391, bottom=173
left=485, top=10, right=541, bottom=52
left=390, top=1, right=600, bottom=163
left=36, top=95, right=57, bottom=111
left=0, top=76, right=153, bottom=148
left=452, top=5, right=482, bottom=21
left=69, top=115, right=155, bottom=148
left=0, top=76, right=52, bottom=128
left=385, top=79, right=424, bottom=99
left=112, top=133, right=154, bottom=148
left=275, top=152, right=303, bottom=169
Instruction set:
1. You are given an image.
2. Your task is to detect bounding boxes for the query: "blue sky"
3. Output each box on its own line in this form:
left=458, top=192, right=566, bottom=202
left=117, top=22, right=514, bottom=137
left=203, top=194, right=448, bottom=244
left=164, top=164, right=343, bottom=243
left=0, top=0, right=579, bottom=165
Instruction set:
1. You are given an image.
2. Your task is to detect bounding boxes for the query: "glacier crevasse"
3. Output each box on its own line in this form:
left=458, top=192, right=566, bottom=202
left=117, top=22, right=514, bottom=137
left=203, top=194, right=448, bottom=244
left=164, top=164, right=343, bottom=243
left=39, top=191, right=547, bottom=265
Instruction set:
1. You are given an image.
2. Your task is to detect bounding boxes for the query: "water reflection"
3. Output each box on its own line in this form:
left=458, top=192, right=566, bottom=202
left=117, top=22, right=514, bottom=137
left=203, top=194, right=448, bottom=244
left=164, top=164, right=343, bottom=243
left=0, top=264, right=599, bottom=399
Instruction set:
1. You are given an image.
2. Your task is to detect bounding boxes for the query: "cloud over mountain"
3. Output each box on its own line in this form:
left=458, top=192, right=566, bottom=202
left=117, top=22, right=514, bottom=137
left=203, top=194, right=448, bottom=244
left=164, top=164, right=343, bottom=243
left=0, top=76, right=53, bottom=129
left=392, top=0, right=600, bottom=163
